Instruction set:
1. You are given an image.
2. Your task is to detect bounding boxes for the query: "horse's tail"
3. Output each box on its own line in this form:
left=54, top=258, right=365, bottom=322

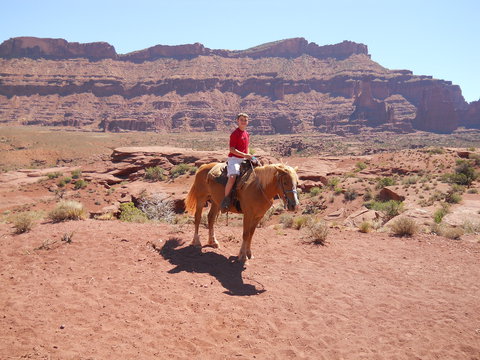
left=185, top=163, right=218, bottom=215
left=185, top=181, right=198, bottom=215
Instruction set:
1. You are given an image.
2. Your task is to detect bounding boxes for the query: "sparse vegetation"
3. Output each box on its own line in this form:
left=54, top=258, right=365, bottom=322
left=355, top=162, right=367, bottom=171
left=433, top=203, right=450, bottom=224
left=145, top=166, right=166, bottom=181
left=138, top=194, right=175, bottom=223
left=279, top=213, right=294, bottom=228
left=390, top=217, right=419, bottom=237
left=71, top=169, right=82, bottom=179
left=343, top=188, right=358, bottom=201
left=365, top=200, right=404, bottom=220
left=10, top=212, right=36, bottom=233
left=47, top=171, right=62, bottom=179
left=170, top=164, right=197, bottom=178
left=48, top=201, right=87, bottom=222
left=74, top=179, right=88, bottom=190
left=119, top=202, right=148, bottom=223
left=358, top=221, right=372, bottom=233
left=309, top=187, right=322, bottom=197
left=306, top=219, right=329, bottom=245
left=376, top=177, right=396, bottom=189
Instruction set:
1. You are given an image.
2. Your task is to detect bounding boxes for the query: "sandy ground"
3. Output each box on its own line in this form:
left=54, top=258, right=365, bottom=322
left=1, top=218, right=479, bottom=359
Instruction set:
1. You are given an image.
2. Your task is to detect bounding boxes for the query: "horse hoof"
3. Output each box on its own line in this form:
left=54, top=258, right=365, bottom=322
left=190, top=240, right=202, bottom=248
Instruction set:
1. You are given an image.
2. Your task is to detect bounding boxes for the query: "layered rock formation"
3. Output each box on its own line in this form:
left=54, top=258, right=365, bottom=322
left=0, top=36, right=478, bottom=134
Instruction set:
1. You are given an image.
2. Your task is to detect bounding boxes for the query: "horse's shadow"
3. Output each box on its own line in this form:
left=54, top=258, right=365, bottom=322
left=153, top=238, right=265, bottom=296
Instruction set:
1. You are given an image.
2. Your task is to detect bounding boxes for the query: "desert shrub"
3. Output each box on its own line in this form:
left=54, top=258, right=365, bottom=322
left=170, top=164, right=197, bottom=178
left=71, top=169, right=82, bottom=179
left=279, top=213, right=294, bottom=228
left=57, top=178, right=67, bottom=187
left=309, top=187, right=322, bottom=197
left=390, top=217, right=419, bottom=237
left=138, top=194, right=175, bottom=223
left=402, top=176, right=419, bottom=185
left=467, top=188, right=478, bottom=194
left=375, top=177, right=396, bottom=189
left=469, top=153, right=480, bottom=166
left=365, top=200, right=404, bottom=220
left=48, top=201, right=87, bottom=222
left=145, top=166, right=166, bottom=181
left=445, top=191, right=462, bottom=204
left=47, top=171, right=62, bottom=179
left=442, top=159, right=478, bottom=186
left=306, top=220, right=329, bottom=245
left=119, top=202, right=147, bottom=223
left=293, top=215, right=309, bottom=230
left=462, top=220, right=480, bottom=234
left=433, top=203, right=450, bottom=224
left=426, top=147, right=445, bottom=155
left=363, top=188, right=373, bottom=201
left=431, top=224, right=463, bottom=240
left=355, top=162, right=367, bottom=171
left=358, top=221, right=372, bottom=233
left=10, top=212, right=36, bottom=234
left=327, top=177, right=340, bottom=189
left=343, top=188, right=358, bottom=201
left=74, top=179, right=87, bottom=190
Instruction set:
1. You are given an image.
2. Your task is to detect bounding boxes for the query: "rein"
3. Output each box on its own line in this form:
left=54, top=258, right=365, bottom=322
left=278, top=174, right=298, bottom=209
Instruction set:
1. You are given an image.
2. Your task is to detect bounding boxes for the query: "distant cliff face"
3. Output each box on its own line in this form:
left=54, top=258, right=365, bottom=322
left=0, top=36, right=477, bottom=134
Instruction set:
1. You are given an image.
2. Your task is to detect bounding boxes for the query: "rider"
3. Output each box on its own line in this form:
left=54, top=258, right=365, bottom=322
left=221, top=113, right=253, bottom=212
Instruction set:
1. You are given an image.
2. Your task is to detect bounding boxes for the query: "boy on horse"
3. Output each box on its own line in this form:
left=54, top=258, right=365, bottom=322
left=221, top=113, right=253, bottom=212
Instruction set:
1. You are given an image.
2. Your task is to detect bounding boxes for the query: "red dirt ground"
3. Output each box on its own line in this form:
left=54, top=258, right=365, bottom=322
left=1, top=218, right=479, bottom=359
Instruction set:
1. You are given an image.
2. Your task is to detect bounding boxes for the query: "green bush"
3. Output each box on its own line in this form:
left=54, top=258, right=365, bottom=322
left=376, top=177, right=396, bottom=189
left=358, top=221, right=372, bottom=233
left=343, top=188, right=358, bottom=201
left=47, top=171, right=62, bottom=179
left=365, top=200, right=404, bottom=220
left=74, top=179, right=87, bottom=190
left=48, top=201, right=87, bottom=222
left=71, top=169, right=82, bottom=179
left=433, top=203, right=449, bottom=224
left=145, top=166, right=166, bottom=181
left=355, top=162, right=367, bottom=171
left=119, top=202, right=147, bottom=223
left=327, top=177, right=340, bottom=189
left=170, top=164, right=197, bottom=178
left=309, top=187, right=322, bottom=197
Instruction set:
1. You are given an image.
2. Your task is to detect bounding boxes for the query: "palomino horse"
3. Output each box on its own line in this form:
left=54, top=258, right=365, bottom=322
left=185, top=162, right=299, bottom=262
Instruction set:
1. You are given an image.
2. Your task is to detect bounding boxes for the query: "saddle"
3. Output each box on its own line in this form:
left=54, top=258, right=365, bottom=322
left=208, top=159, right=260, bottom=212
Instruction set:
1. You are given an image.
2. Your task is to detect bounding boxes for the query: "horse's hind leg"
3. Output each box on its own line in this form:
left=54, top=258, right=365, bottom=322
left=206, top=202, right=220, bottom=248
left=191, top=203, right=203, bottom=247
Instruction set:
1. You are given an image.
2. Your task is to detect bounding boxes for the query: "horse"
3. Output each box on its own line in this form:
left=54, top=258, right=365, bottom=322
left=185, top=162, right=299, bottom=262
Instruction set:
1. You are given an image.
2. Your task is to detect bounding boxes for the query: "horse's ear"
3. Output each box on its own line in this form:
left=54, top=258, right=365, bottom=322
left=294, top=166, right=298, bottom=172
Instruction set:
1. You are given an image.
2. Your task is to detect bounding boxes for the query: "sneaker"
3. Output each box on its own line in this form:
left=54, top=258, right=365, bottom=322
left=221, top=196, right=230, bottom=212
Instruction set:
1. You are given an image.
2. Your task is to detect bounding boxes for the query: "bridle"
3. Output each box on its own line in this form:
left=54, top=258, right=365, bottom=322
left=278, top=173, right=298, bottom=209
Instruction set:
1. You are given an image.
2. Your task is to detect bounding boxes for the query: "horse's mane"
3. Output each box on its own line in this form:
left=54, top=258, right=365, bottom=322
left=254, top=163, right=298, bottom=189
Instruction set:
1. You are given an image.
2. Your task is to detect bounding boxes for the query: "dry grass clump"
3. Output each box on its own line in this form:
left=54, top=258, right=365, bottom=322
left=306, top=219, right=329, bottom=245
left=10, top=212, right=36, bottom=233
left=358, top=221, right=373, bottom=233
left=390, top=217, right=419, bottom=237
left=431, top=224, right=464, bottom=240
left=48, top=201, right=87, bottom=222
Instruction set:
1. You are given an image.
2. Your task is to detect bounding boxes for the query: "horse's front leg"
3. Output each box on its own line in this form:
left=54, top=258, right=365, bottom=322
left=206, top=202, right=220, bottom=248
left=238, top=216, right=260, bottom=262
left=190, top=204, right=203, bottom=247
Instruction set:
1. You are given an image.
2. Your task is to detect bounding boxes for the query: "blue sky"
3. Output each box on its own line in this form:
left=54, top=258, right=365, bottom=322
left=1, top=0, right=479, bottom=102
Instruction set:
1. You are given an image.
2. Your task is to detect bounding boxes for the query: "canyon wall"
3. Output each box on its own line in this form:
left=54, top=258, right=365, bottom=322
left=0, top=37, right=477, bottom=134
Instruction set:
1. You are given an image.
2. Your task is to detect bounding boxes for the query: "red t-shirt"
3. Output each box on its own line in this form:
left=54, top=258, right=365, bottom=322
left=228, top=128, right=249, bottom=158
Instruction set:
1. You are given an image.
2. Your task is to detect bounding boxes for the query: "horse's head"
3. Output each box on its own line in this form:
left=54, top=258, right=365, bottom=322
left=276, top=165, right=299, bottom=211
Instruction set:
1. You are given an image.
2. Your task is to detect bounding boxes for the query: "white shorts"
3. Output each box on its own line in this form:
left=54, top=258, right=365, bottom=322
left=226, top=156, right=244, bottom=176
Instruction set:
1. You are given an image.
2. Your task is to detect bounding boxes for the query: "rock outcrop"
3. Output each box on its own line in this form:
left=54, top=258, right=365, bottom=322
left=0, top=36, right=477, bottom=134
